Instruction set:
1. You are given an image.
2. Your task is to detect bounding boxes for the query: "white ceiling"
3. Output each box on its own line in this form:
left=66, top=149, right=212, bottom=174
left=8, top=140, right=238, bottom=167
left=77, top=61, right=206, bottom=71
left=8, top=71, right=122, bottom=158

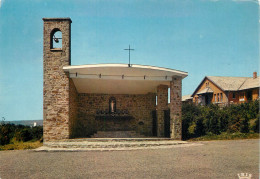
left=72, top=78, right=171, bottom=94
left=64, top=64, right=188, bottom=94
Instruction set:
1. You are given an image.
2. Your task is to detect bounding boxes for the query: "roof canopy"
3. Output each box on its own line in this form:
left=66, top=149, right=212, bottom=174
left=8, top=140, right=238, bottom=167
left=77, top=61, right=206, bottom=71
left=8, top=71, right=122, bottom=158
left=207, top=76, right=249, bottom=91
left=63, top=64, right=188, bottom=94
left=197, top=87, right=213, bottom=95
left=182, top=95, right=193, bottom=101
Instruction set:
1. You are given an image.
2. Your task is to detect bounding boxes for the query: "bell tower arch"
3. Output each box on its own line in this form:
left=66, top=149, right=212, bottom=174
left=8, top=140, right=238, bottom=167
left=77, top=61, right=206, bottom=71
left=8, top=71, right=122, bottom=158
left=43, top=18, right=72, bottom=141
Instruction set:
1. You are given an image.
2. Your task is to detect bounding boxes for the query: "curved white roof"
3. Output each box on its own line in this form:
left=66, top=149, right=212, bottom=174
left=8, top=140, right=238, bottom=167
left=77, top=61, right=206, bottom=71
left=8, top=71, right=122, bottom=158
left=63, top=64, right=188, bottom=94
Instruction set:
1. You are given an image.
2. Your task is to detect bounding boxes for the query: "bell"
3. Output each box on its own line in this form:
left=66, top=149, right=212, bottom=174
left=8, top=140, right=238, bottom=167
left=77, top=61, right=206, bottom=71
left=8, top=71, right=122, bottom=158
left=54, top=38, right=59, bottom=43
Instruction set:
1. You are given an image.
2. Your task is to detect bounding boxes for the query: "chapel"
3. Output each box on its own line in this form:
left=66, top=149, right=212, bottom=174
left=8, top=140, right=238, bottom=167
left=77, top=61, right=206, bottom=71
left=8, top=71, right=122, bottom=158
left=43, top=18, right=188, bottom=141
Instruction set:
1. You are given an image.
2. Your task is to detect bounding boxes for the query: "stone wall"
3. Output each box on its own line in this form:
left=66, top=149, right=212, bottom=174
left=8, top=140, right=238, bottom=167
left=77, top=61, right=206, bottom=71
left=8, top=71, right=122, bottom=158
left=170, top=77, right=182, bottom=140
left=156, top=85, right=169, bottom=137
left=72, top=93, right=156, bottom=138
left=43, top=18, right=72, bottom=141
left=69, top=79, right=78, bottom=138
left=42, top=18, right=184, bottom=141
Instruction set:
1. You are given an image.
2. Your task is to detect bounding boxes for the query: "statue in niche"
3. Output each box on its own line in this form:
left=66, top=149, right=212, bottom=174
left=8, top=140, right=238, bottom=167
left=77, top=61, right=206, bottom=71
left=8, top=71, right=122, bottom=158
left=109, top=97, right=116, bottom=114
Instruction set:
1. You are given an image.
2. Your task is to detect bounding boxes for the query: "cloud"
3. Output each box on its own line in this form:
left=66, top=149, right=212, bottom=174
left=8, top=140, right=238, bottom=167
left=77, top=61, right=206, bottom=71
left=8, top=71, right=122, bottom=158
left=0, top=0, right=5, bottom=8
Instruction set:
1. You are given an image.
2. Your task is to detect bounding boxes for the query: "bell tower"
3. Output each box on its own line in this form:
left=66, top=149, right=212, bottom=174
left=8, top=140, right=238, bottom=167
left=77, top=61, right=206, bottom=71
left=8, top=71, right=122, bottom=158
left=43, top=18, right=72, bottom=141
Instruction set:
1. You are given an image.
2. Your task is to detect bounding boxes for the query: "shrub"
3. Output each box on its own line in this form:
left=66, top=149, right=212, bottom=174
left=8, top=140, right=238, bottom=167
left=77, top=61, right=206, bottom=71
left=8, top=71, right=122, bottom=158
left=0, top=123, right=43, bottom=146
left=182, top=103, right=200, bottom=139
left=228, top=115, right=241, bottom=133
left=15, top=128, right=33, bottom=142
left=31, top=126, right=43, bottom=140
left=181, top=100, right=259, bottom=140
left=0, top=124, right=14, bottom=145
left=194, top=116, right=205, bottom=137
left=252, top=118, right=259, bottom=133
left=0, top=135, right=10, bottom=145
left=188, top=122, right=196, bottom=136
left=240, top=118, right=249, bottom=133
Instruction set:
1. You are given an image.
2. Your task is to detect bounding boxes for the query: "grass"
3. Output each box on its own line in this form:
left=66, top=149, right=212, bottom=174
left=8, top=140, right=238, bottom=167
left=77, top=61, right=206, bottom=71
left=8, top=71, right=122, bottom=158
left=0, top=140, right=43, bottom=151
left=188, top=132, right=259, bottom=141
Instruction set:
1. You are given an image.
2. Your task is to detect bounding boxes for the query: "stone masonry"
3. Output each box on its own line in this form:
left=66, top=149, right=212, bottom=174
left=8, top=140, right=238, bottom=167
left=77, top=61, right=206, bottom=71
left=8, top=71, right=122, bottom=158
left=43, top=18, right=73, bottom=141
left=72, top=93, right=156, bottom=138
left=43, top=18, right=184, bottom=141
left=170, top=77, right=182, bottom=140
left=156, top=85, right=168, bottom=137
left=69, top=78, right=78, bottom=138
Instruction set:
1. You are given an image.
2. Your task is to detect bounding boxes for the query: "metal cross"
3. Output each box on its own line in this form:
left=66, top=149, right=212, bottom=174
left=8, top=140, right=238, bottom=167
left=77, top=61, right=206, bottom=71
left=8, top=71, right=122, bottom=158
left=124, top=45, right=134, bottom=67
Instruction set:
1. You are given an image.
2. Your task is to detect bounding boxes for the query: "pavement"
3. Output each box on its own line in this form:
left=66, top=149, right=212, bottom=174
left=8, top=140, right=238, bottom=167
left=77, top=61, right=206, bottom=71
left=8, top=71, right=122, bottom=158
left=0, top=139, right=259, bottom=179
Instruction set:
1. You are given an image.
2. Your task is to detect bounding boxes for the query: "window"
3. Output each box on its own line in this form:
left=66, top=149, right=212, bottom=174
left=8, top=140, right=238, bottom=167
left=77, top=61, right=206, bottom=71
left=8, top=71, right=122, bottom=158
left=232, top=93, right=236, bottom=99
left=205, top=82, right=210, bottom=88
left=246, top=91, right=252, bottom=101
left=239, top=92, right=245, bottom=102
left=195, top=97, right=198, bottom=104
left=50, top=29, right=62, bottom=49
left=214, top=94, right=216, bottom=102
left=220, top=93, right=223, bottom=102
left=217, top=93, right=219, bottom=102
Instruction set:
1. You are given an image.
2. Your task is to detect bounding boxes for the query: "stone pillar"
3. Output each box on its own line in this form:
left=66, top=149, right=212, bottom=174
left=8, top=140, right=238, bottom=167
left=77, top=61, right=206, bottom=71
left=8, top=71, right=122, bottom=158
left=43, top=18, right=72, bottom=141
left=157, top=85, right=168, bottom=137
left=170, top=77, right=182, bottom=140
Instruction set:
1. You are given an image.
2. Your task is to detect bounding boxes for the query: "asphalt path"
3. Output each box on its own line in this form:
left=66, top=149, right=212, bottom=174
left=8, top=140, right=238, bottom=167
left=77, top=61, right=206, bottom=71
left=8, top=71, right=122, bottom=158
left=0, top=139, right=258, bottom=179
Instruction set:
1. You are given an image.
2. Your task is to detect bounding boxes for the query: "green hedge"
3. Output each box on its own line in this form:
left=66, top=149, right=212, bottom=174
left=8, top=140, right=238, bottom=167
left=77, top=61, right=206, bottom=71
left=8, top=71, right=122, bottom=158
left=0, top=123, right=43, bottom=145
left=182, top=100, right=259, bottom=140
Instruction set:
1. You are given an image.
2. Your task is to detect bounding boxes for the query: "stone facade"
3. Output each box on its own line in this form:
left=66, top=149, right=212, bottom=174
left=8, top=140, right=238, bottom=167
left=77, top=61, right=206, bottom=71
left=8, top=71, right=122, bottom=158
left=43, top=18, right=184, bottom=141
left=43, top=18, right=72, bottom=141
left=170, top=77, right=182, bottom=140
left=73, top=93, right=156, bottom=138
left=156, top=85, right=168, bottom=137
left=69, top=79, right=78, bottom=138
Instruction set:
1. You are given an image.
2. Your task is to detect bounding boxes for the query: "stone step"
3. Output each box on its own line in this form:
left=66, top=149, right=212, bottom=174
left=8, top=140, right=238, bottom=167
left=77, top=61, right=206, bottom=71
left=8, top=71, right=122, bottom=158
left=44, top=140, right=187, bottom=149
left=91, top=130, right=146, bottom=138
left=57, top=138, right=174, bottom=142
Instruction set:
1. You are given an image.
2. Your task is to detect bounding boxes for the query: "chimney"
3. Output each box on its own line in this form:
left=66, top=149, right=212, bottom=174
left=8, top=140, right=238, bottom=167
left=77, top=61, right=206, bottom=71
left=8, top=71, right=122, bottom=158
left=253, top=72, right=257, bottom=79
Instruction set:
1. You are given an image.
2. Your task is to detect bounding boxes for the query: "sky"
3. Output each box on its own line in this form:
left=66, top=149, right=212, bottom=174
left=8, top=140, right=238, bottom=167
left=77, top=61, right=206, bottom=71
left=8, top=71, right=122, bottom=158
left=0, top=0, right=259, bottom=121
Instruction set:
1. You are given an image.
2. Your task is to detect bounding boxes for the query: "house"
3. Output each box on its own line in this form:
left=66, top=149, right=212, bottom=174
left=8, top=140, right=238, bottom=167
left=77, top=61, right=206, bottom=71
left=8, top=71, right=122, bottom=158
left=42, top=18, right=188, bottom=141
left=191, top=72, right=259, bottom=106
left=182, top=95, right=193, bottom=104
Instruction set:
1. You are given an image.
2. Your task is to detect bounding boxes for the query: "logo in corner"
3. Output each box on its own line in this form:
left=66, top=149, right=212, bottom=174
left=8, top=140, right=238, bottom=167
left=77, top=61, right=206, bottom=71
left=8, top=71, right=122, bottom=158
left=237, top=173, right=252, bottom=179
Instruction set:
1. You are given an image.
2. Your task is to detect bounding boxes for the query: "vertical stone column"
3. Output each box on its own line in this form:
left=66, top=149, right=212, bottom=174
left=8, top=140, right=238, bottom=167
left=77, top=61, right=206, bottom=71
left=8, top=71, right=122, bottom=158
left=170, top=77, right=182, bottom=140
left=157, top=85, right=168, bottom=137
left=43, top=18, right=72, bottom=141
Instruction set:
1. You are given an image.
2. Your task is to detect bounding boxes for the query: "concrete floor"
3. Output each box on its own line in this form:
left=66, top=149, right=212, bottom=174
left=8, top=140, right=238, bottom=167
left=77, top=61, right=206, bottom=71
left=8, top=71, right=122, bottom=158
left=0, top=139, right=258, bottom=179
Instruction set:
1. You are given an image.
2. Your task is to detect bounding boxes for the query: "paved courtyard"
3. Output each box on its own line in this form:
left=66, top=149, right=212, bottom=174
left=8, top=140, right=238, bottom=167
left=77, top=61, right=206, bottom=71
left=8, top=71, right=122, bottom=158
left=0, top=139, right=258, bottom=179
